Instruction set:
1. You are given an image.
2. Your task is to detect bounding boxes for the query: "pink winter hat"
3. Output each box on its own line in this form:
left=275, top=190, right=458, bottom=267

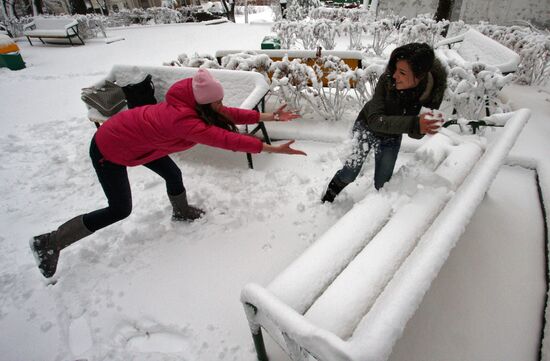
left=192, top=68, right=224, bottom=104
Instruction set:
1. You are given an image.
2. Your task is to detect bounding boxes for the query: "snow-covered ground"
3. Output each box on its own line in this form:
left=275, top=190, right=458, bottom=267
left=0, top=10, right=548, bottom=361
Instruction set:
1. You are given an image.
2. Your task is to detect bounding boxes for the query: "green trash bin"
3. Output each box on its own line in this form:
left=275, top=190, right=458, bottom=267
left=261, top=36, right=281, bottom=50
left=0, top=52, right=26, bottom=70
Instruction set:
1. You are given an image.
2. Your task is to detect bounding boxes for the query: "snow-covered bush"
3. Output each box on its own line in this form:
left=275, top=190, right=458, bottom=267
left=220, top=51, right=273, bottom=79
left=368, top=16, right=402, bottom=56
left=476, top=23, right=550, bottom=86
left=165, top=53, right=221, bottom=68
left=270, top=55, right=357, bottom=121
left=445, top=62, right=513, bottom=120
left=272, top=20, right=297, bottom=49
left=341, top=18, right=369, bottom=50
left=309, top=7, right=371, bottom=22
left=285, top=0, right=321, bottom=21
left=74, top=14, right=107, bottom=39
left=312, top=19, right=340, bottom=50
left=398, top=14, right=449, bottom=47
left=349, top=61, right=386, bottom=110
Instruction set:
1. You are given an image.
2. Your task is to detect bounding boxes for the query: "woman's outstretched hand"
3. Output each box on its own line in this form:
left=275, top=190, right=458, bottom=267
left=263, top=104, right=301, bottom=122
left=262, top=140, right=307, bottom=156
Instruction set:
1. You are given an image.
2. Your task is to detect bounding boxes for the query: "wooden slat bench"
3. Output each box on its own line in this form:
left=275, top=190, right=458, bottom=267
left=23, top=17, right=84, bottom=46
left=84, top=65, right=271, bottom=169
left=240, top=109, right=530, bottom=361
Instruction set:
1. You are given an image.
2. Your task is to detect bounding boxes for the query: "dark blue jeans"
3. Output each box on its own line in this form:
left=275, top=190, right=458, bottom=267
left=82, top=137, right=185, bottom=232
left=334, top=119, right=401, bottom=190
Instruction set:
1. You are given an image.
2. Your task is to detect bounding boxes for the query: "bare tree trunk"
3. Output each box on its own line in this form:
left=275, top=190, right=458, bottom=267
left=221, top=0, right=235, bottom=22
left=33, top=0, right=43, bottom=15
left=434, top=0, right=454, bottom=21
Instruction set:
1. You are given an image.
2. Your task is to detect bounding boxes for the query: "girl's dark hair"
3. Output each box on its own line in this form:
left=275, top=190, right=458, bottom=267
left=195, top=103, right=238, bottom=132
left=387, top=42, right=435, bottom=79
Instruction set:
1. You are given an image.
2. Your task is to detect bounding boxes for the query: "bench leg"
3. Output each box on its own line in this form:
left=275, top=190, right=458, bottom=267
left=26, top=36, right=33, bottom=46
left=68, top=36, right=73, bottom=46
left=77, top=34, right=85, bottom=45
left=247, top=153, right=254, bottom=169
left=39, top=37, right=45, bottom=45
left=244, top=302, right=269, bottom=361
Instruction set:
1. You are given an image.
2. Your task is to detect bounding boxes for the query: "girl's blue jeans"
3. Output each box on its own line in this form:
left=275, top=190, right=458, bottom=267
left=335, top=119, right=402, bottom=190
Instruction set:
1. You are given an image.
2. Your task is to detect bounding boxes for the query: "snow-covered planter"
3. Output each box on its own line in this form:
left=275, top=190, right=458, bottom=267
left=398, top=14, right=449, bottom=47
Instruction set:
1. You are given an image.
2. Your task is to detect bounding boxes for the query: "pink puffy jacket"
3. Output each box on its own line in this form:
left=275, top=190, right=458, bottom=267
left=95, top=77, right=263, bottom=166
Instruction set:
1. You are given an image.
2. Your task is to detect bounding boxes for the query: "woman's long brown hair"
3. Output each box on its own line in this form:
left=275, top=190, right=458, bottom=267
left=195, top=103, right=238, bottom=132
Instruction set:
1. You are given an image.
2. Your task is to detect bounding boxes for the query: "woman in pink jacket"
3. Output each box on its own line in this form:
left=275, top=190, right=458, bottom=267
left=30, top=68, right=305, bottom=279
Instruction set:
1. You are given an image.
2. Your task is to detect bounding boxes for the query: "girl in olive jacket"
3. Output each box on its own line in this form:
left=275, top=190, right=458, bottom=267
left=322, top=42, right=448, bottom=202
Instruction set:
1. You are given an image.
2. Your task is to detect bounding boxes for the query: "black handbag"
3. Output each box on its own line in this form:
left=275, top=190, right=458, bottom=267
left=122, top=74, right=157, bottom=109
left=81, top=80, right=127, bottom=117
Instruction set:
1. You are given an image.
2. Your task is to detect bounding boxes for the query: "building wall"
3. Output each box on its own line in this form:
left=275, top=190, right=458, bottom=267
left=377, top=0, right=550, bottom=28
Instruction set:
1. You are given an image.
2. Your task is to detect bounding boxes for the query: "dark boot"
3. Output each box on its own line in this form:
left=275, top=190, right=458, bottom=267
left=29, top=215, right=93, bottom=278
left=168, top=191, right=204, bottom=222
left=321, top=177, right=349, bottom=203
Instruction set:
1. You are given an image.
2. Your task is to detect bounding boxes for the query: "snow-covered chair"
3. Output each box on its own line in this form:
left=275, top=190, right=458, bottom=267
left=84, top=65, right=271, bottom=168
left=23, top=17, right=84, bottom=46
left=241, top=109, right=530, bottom=361
left=435, top=28, right=520, bottom=74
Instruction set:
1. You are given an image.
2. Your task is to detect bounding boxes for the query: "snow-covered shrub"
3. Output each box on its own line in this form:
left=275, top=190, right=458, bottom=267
left=349, top=61, right=386, bottom=110
left=312, top=19, right=340, bottom=50
left=398, top=14, right=449, bottom=47
left=270, top=56, right=314, bottom=111
left=272, top=20, right=297, bottom=49
left=220, top=51, right=273, bottom=79
left=270, top=55, right=356, bottom=121
left=445, top=61, right=513, bottom=120
left=476, top=23, right=550, bottom=86
left=309, top=7, right=371, bottom=22
left=341, top=18, right=369, bottom=50
left=294, top=22, right=317, bottom=50
left=146, top=7, right=183, bottom=24
left=285, top=0, right=321, bottom=20
left=74, top=14, right=107, bottom=39
left=368, top=16, right=401, bottom=56
left=165, top=53, right=221, bottom=68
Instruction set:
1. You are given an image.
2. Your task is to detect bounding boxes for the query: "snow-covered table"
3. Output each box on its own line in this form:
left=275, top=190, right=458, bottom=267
left=84, top=65, right=271, bottom=168
left=435, top=27, right=520, bottom=74
left=241, top=109, right=530, bottom=361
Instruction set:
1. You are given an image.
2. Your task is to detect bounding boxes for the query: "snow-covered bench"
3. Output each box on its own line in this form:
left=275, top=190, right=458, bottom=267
left=435, top=28, right=520, bottom=74
left=23, top=17, right=84, bottom=46
left=241, top=109, right=530, bottom=361
left=85, top=65, right=271, bottom=168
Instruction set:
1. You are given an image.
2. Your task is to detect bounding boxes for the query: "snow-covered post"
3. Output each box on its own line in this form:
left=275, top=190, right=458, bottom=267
left=244, top=0, right=249, bottom=24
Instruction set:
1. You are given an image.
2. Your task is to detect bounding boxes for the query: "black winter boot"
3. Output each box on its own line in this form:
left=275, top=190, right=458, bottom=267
left=169, top=191, right=204, bottom=222
left=29, top=215, right=92, bottom=278
left=321, top=177, right=349, bottom=203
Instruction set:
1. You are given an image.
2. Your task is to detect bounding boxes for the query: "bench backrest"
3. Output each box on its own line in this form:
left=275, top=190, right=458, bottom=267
left=32, top=17, right=76, bottom=30
left=102, top=65, right=269, bottom=109
left=86, top=65, right=270, bottom=123
left=457, top=28, right=520, bottom=72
